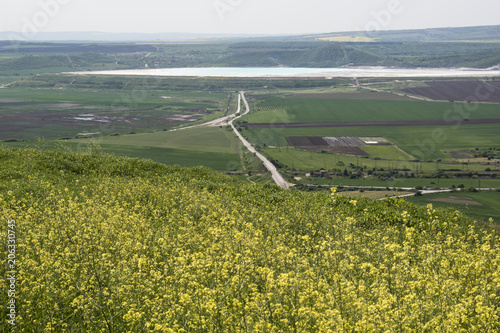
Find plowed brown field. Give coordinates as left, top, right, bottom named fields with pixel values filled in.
left=401, top=80, right=500, bottom=103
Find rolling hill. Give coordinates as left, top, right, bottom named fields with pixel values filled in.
left=1, top=146, right=499, bottom=331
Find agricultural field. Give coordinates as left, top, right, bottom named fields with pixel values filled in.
left=1, top=69, right=499, bottom=193
left=304, top=177, right=500, bottom=190
left=361, top=145, right=413, bottom=160
left=400, top=80, right=500, bottom=102
left=284, top=136, right=411, bottom=159
left=262, top=147, right=497, bottom=174
left=241, top=96, right=500, bottom=124
left=239, top=85, right=499, bottom=195
left=289, top=89, right=416, bottom=101
left=0, top=76, right=249, bottom=170
left=2, top=140, right=241, bottom=171
left=70, top=127, right=244, bottom=171
left=0, top=86, right=233, bottom=141
left=73, top=127, right=241, bottom=155
left=407, top=191, right=500, bottom=220
left=243, top=124, right=500, bottom=160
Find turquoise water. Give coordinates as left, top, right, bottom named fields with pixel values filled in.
left=175, top=67, right=341, bottom=76
left=145, top=67, right=344, bottom=77
left=77, top=67, right=500, bottom=78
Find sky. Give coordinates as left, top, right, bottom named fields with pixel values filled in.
left=1, top=0, right=500, bottom=36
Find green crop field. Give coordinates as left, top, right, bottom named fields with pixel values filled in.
left=407, top=191, right=500, bottom=220
left=1, top=140, right=241, bottom=171
left=263, top=147, right=404, bottom=171
left=96, top=144, right=241, bottom=170
left=72, top=127, right=241, bottom=155
left=262, top=147, right=491, bottom=173
left=360, top=145, right=413, bottom=160
left=242, top=97, right=500, bottom=123
left=0, top=87, right=229, bottom=111
left=241, top=90, right=499, bottom=192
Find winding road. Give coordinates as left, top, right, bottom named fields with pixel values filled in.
left=171, top=91, right=291, bottom=189
left=230, top=92, right=292, bottom=190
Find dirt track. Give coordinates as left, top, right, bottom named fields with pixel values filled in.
left=245, top=118, right=500, bottom=129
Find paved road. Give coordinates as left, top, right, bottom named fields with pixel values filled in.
left=171, top=91, right=292, bottom=189
left=170, top=93, right=242, bottom=131
left=383, top=189, right=454, bottom=199
left=307, top=184, right=496, bottom=199
left=353, top=78, right=431, bottom=101
left=230, top=92, right=292, bottom=190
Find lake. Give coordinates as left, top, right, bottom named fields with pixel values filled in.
left=68, top=66, right=500, bottom=78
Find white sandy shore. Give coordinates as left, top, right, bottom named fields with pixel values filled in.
left=65, top=66, right=500, bottom=78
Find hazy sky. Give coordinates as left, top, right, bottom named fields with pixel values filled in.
left=2, top=0, right=500, bottom=35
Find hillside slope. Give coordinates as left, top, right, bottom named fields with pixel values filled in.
left=219, top=43, right=500, bottom=68
left=1, top=147, right=499, bottom=332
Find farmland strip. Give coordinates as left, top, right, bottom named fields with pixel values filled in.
left=246, top=118, right=500, bottom=129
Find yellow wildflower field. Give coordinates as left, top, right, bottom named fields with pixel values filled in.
left=0, top=147, right=499, bottom=332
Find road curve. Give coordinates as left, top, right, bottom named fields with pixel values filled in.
left=230, top=92, right=292, bottom=190
left=169, top=91, right=291, bottom=189
left=170, top=94, right=240, bottom=131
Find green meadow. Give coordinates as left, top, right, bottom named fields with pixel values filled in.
left=407, top=191, right=500, bottom=220
left=242, top=97, right=500, bottom=123
left=72, top=127, right=241, bottom=154
left=69, top=126, right=243, bottom=170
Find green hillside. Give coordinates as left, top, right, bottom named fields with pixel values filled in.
left=3, top=34, right=500, bottom=74
left=1, top=147, right=499, bottom=331
left=303, top=25, right=500, bottom=42
left=219, top=45, right=384, bottom=68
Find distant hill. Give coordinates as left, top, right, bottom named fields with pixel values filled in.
left=2, top=25, right=499, bottom=43
left=299, top=25, right=500, bottom=42
left=218, top=42, right=500, bottom=68
left=1, top=26, right=500, bottom=70
left=297, top=45, right=383, bottom=67
left=0, top=31, right=268, bottom=42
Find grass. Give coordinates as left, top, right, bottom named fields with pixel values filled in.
left=242, top=97, right=500, bottom=123
left=0, top=88, right=228, bottom=110
left=288, top=90, right=416, bottom=101
left=97, top=144, right=241, bottom=171
left=263, top=147, right=411, bottom=171
left=1, top=140, right=241, bottom=171
left=71, top=127, right=241, bottom=155
left=241, top=109, right=291, bottom=124
left=407, top=191, right=500, bottom=220
left=360, top=145, right=413, bottom=160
